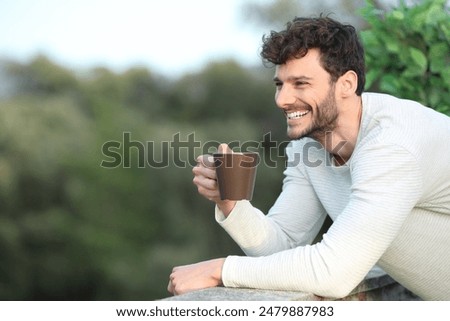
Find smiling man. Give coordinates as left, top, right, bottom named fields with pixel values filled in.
left=273, top=48, right=362, bottom=165
left=168, top=17, right=450, bottom=300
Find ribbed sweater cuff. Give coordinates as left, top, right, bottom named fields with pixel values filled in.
left=215, top=200, right=253, bottom=227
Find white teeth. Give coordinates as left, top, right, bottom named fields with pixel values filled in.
left=287, top=110, right=309, bottom=119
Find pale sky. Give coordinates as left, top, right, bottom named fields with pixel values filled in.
left=0, top=0, right=265, bottom=77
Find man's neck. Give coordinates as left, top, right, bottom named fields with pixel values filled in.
left=316, top=95, right=363, bottom=165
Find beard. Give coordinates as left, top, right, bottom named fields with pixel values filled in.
left=287, top=86, right=339, bottom=141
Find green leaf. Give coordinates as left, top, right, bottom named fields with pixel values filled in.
left=365, top=69, right=381, bottom=90
left=411, top=11, right=428, bottom=31
left=442, top=66, right=450, bottom=88
left=391, top=10, right=405, bottom=21
left=409, top=47, right=428, bottom=72
left=439, top=21, right=450, bottom=40
left=380, top=74, right=400, bottom=94
left=360, top=30, right=379, bottom=47
left=428, top=87, right=441, bottom=107
left=429, top=43, right=449, bottom=72
left=385, top=37, right=400, bottom=53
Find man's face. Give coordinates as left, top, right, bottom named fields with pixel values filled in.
left=273, top=49, right=339, bottom=140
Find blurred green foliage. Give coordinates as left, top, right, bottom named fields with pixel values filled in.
left=0, top=1, right=448, bottom=301
left=361, top=0, right=450, bottom=114
left=0, top=55, right=284, bottom=300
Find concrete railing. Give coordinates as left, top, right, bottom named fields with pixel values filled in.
left=161, top=274, right=421, bottom=301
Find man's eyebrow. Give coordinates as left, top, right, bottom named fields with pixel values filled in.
left=272, top=76, right=313, bottom=82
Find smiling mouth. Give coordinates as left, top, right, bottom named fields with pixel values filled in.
left=286, top=110, right=310, bottom=120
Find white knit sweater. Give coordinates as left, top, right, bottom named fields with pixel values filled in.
left=216, top=93, right=450, bottom=300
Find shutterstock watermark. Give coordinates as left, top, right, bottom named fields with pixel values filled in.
left=100, top=132, right=348, bottom=169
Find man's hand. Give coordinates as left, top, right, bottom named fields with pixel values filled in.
left=167, top=258, right=226, bottom=296
left=192, top=144, right=236, bottom=216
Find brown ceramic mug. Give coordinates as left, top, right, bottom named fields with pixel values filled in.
left=213, top=152, right=259, bottom=200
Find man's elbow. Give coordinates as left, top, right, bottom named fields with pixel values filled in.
left=312, top=278, right=358, bottom=299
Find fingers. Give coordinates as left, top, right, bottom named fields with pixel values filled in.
left=168, top=266, right=182, bottom=295
left=218, top=143, right=233, bottom=154
left=193, top=180, right=221, bottom=202
left=167, top=279, right=174, bottom=295
left=195, top=143, right=232, bottom=169
left=192, top=169, right=220, bottom=201
left=167, top=272, right=177, bottom=295
left=192, top=163, right=216, bottom=180
left=192, top=143, right=230, bottom=202
left=167, top=266, right=185, bottom=296
left=167, top=259, right=225, bottom=296
left=197, top=155, right=215, bottom=168
left=192, top=154, right=220, bottom=201
left=192, top=173, right=217, bottom=190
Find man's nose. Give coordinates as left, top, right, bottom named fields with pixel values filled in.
left=275, top=86, right=296, bottom=109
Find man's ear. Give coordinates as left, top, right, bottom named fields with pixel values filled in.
left=337, top=70, right=358, bottom=98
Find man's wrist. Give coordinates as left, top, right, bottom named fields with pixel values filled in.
left=216, top=200, right=237, bottom=217
left=213, top=258, right=226, bottom=286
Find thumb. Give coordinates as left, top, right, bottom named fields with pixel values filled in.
left=218, top=143, right=233, bottom=154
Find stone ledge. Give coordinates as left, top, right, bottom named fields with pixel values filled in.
left=161, top=274, right=421, bottom=301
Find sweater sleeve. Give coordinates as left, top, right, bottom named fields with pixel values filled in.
left=216, top=142, right=328, bottom=256
left=222, top=143, right=423, bottom=298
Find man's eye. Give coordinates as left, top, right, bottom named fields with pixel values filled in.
left=274, top=82, right=282, bottom=88
left=295, top=81, right=307, bottom=86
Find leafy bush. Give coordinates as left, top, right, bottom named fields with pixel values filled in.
left=360, top=0, right=450, bottom=115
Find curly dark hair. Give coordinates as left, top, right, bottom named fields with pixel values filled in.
left=261, top=16, right=365, bottom=95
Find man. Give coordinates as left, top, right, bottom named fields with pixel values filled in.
left=167, top=17, right=450, bottom=300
